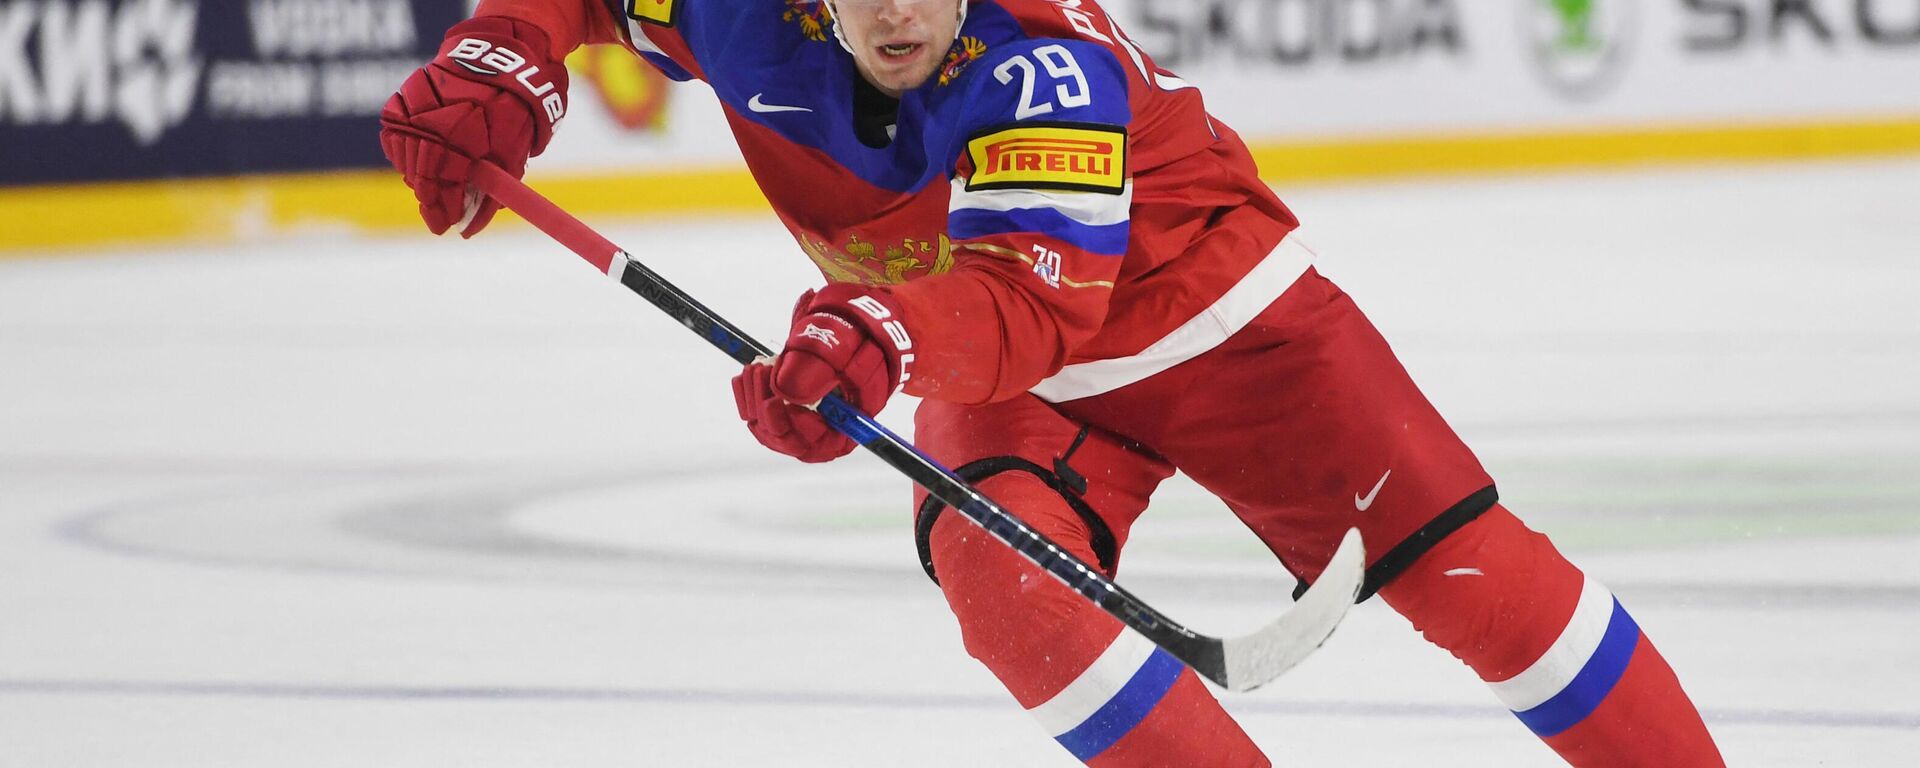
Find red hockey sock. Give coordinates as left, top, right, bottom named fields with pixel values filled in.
left=924, top=479, right=1268, bottom=767
left=1377, top=505, right=1725, bottom=767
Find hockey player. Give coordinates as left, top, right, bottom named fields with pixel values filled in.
left=379, top=0, right=1728, bottom=764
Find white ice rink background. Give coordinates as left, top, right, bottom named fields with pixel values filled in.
left=3, top=158, right=1919, bottom=765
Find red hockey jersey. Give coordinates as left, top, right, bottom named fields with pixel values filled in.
left=479, top=0, right=1303, bottom=404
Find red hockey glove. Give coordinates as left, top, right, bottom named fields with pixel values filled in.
left=380, top=16, right=568, bottom=237
left=732, top=285, right=915, bottom=463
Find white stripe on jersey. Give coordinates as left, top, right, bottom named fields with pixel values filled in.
left=1029, top=236, right=1316, bottom=403
left=625, top=20, right=668, bottom=56
left=948, top=178, right=1134, bottom=228
left=1152, top=73, right=1197, bottom=91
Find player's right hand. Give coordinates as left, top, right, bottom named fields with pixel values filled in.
left=732, top=286, right=913, bottom=463
left=380, top=16, right=569, bottom=238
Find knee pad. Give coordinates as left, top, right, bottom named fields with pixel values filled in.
left=926, top=504, right=1265, bottom=766
left=922, top=472, right=1116, bottom=685
left=914, top=428, right=1118, bottom=586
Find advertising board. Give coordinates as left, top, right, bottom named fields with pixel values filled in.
left=0, top=0, right=468, bottom=184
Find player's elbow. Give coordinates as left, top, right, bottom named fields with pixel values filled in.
left=975, top=295, right=1104, bottom=404
left=895, top=264, right=1109, bottom=405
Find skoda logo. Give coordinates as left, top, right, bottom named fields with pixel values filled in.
left=1523, top=0, right=1636, bottom=101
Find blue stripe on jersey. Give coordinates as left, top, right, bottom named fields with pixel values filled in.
left=948, top=207, right=1130, bottom=257
left=1513, top=599, right=1642, bottom=738
left=631, top=2, right=1133, bottom=194
left=638, top=51, right=695, bottom=82
left=1054, top=647, right=1184, bottom=761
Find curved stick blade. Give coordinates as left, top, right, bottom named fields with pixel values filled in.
left=1218, top=527, right=1367, bottom=692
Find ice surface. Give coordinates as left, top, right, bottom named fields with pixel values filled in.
left=3, top=159, right=1918, bottom=766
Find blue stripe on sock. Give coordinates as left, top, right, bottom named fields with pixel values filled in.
left=1513, top=599, right=1642, bottom=738
left=1054, top=648, right=1185, bottom=761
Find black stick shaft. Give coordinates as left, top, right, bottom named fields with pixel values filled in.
left=615, top=254, right=1227, bottom=681
left=475, top=164, right=1231, bottom=684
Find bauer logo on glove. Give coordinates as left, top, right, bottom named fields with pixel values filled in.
left=847, top=294, right=914, bottom=385
left=379, top=16, right=569, bottom=238
left=446, top=38, right=567, bottom=125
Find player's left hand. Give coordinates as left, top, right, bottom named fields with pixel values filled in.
left=379, top=16, right=568, bottom=238
left=732, top=285, right=913, bottom=463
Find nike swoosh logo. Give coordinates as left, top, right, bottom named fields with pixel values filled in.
left=748, top=93, right=813, bottom=114
left=1355, top=469, right=1391, bottom=512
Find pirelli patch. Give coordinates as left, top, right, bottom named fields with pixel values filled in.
left=965, top=123, right=1128, bottom=195
left=627, top=0, right=676, bottom=25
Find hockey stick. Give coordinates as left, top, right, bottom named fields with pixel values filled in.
left=469, top=161, right=1366, bottom=692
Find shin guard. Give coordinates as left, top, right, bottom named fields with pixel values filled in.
left=925, top=493, right=1268, bottom=767
left=1378, top=505, right=1725, bottom=767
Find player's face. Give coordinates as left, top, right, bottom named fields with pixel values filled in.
left=833, top=0, right=963, bottom=97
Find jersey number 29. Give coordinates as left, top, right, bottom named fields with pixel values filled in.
left=994, top=45, right=1091, bottom=120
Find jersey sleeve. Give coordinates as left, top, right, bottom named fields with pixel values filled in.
left=888, top=39, right=1135, bottom=405
left=476, top=0, right=703, bottom=82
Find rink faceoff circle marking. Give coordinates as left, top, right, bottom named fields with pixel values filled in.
left=41, top=447, right=1920, bottom=607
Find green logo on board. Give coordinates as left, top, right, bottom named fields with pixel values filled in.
left=1525, top=0, right=1636, bottom=101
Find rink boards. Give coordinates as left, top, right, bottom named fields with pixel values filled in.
left=3, top=0, right=1920, bottom=250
